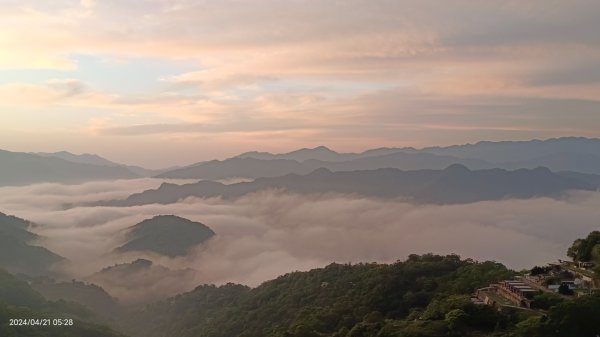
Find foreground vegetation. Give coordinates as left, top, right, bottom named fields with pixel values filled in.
left=3, top=254, right=600, bottom=336
left=0, top=269, right=125, bottom=337
left=118, top=253, right=600, bottom=337
left=3, top=232, right=600, bottom=336
left=120, top=254, right=516, bottom=337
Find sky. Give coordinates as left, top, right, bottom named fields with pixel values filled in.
left=1, top=0, right=600, bottom=168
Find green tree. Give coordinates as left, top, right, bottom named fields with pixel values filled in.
left=558, top=284, right=574, bottom=296
left=444, top=309, right=469, bottom=331
left=531, top=292, right=564, bottom=310
left=567, top=231, right=600, bottom=262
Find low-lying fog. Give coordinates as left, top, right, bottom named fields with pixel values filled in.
left=1, top=178, right=599, bottom=304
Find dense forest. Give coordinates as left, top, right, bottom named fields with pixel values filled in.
left=117, top=253, right=600, bottom=337
left=3, top=253, right=600, bottom=336
left=0, top=269, right=124, bottom=337
left=115, top=254, right=545, bottom=337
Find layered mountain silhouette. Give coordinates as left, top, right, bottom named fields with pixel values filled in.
left=115, top=215, right=215, bottom=257
left=35, top=150, right=173, bottom=177
left=0, top=212, right=64, bottom=276
left=236, top=137, right=600, bottom=163
left=0, top=269, right=124, bottom=337
left=100, top=165, right=600, bottom=206
left=158, top=137, right=600, bottom=179
left=6, top=137, right=600, bottom=186
left=87, top=258, right=198, bottom=304
left=0, top=149, right=139, bottom=186
left=156, top=157, right=315, bottom=180
left=501, top=152, right=600, bottom=174
left=27, top=277, right=120, bottom=317
left=420, top=137, right=600, bottom=163
left=156, top=152, right=491, bottom=180
left=235, top=145, right=392, bottom=162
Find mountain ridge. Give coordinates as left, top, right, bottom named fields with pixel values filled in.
left=99, top=165, right=600, bottom=207
left=158, top=137, right=600, bottom=179
left=115, top=215, right=216, bottom=257
left=0, top=212, right=65, bottom=276
left=0, top=149, right=140, bottom=186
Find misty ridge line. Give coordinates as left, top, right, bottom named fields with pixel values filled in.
left=4, top=136, right=600, bottom=188
left=156, top=136, right=600, bottom=180
left=3, top=136, right=600, bottom=305
left=4, top=183, right=600, bottom=305
left=90, top=165, right=600, bottom=208
left=2, top=176, right=600, bottom=305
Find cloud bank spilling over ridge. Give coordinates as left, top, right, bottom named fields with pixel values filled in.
left=1, top=179, right=599, bottom=303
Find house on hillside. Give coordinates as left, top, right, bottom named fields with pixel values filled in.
left=578, top=261, right=595, bottom=269
left=475, top=280, right=537, bottom=308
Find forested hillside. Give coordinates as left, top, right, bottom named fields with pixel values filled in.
left=0, top=269, right=125, bottom=337
left=118, top=253, right=600, bottom=337
left=0, top=212, right=64, bottom=276
left=120, top=255, right=517, bottom=337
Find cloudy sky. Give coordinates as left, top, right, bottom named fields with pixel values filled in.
left=1, top=0, right=600, bottom=167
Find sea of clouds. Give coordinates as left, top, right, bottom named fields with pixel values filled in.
left=1, top=178, right=598, bottom=303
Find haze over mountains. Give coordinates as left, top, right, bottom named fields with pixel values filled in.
left=86, top=258, right=199, bottom=304
left=3, top=142, right=600, bottom=336
left=0, top=211, right=214, bottom=304
left=26, top=276, right=121, bottom=318
left=3, top=137, right=600, bottom=187
left=0, top=212, right=64, bottom=276
left=3, top=136, right=600, bottom=335
left=158, top=137, right=600, bottom=180
left=4, top=0, right=600, bottom=333
left=102, top=165, right=600, bottom=206
left=35, top=151, right=171, bottom=177
left=0, top=149, right=181, bottom=186
left=0, top=149, right=139, bottom=186
left=155, top=153, right=492, bottom=180
left=115, top=215, right=215, bottom=257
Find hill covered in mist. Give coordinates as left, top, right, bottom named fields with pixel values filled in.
left=154, top=137, right=600, bottom=180
left=115, top=215, right=215, bottom=257
left=0, top=212, right=64, bottom=276
left=6, top=137, right=600, bottom=186
left=236, top=137, right=600, bottom=165
left=0, top=150, right=139, bottom=186
left=0, top=268, right=125, bottom=337
left=117, top=254, right=600, bottom=337
left=35, top=151, right=173, bottom=177
left=102, top=165, right=600, bottom=206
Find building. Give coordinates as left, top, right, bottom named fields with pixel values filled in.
left=476, top=280, right=538, bottom=308
left=496, top=280, right=537, bottom=307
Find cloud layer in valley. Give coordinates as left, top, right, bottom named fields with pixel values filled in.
left=1, top=179, right=599, bottom=303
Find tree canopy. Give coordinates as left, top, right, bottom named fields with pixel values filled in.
left=567, top=230, right=600, bottom=262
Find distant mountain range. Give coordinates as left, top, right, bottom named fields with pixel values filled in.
left=5, top=137, right=600, bottom=186
left=98, top=165, right=600, bottom=206
left=0, top=150, right=140, bottom=186
left=35, top=151, right=174, bottom=177
left=235, top=145, right=404, bottom=162
left=419, top=137, right=600, bottom=163
left=0, top=212, right=64, bottom=276
left=115, top=215, right=215, bottom=257
left=156, top=153, right=491, bottom=180
left=0, top=149, right=184, bottom=186
left=158, top=137, right=600, bottom=179
left=237, top=137, right=600, bottom=163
